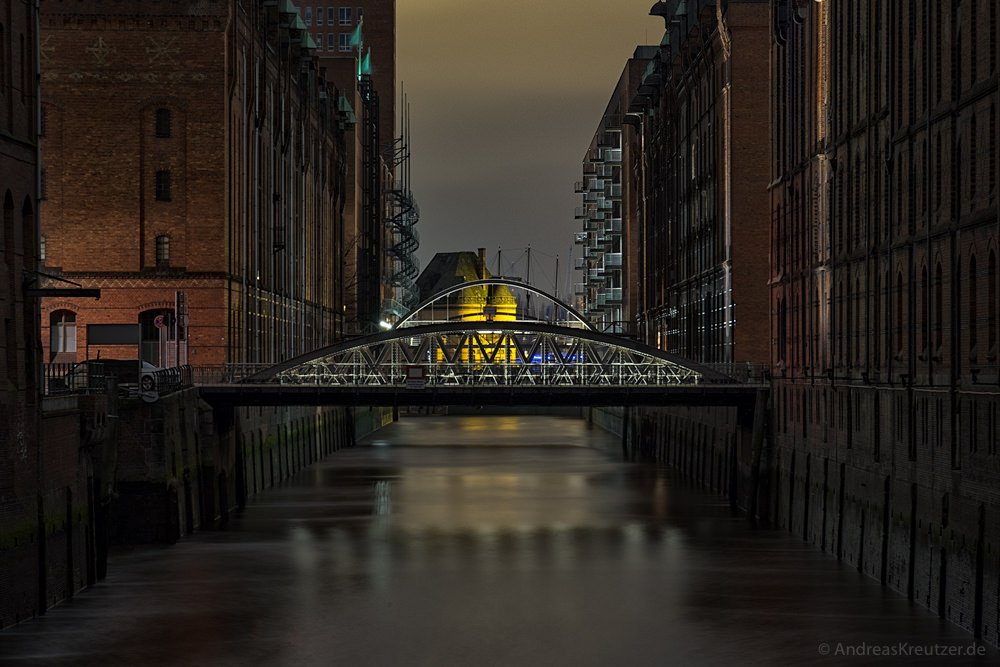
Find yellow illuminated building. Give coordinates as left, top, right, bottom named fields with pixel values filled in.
left=415, top=249, right=520, bottom=364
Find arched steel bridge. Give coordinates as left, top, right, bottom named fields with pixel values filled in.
left=198, top=280, right=766, bottom=407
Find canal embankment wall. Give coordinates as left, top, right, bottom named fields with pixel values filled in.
left=591, top=402, right=1000, bottom=647
left=1, top=391, right=112, bottom=629
left=1, top=388, right=393, bottom=630
left=111, top=390, right=393, bottom=543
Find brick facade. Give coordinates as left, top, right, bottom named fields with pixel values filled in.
left=307, top=1, right=396, bottom=332
left=637, top=0, right=771, bottom=365
left=39, top=0, right=351, bottom=367
left=770, top=0, right=1000, bottom=644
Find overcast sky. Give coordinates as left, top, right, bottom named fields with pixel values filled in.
left=397, top=0, right=661, bottom=296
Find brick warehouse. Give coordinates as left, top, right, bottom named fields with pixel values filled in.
left=769, top=0, right=1000, bottom=644
left=637, top=0, right=771, bottom=364
left=305, top=0, right=399, bottom=331
left=607, top=0, right=772, bottom=553
left=38, top=0, right=353, bottom=367
left=0, top=0, right=105, bottom=629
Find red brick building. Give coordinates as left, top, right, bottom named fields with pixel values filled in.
left=304, top=1, right=397, bottom=331
left=770, top=0, right=1000, bottom=643
left=39, top=0, right=351, bottom=367
left=0, top=0, right=42, bottom=626
left=636, top=0, right=771, bottom=365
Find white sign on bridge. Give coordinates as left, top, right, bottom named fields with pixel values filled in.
left=406, top=366, right=427, bottom=390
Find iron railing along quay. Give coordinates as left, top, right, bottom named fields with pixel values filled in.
left=42, top=362, right=107, bottom=396
left=150, top=365, right=193, bottom=395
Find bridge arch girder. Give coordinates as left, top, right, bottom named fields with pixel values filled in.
left=245, top=321, right=730, bottom=388
left=393, top=278, right=595, bottom=331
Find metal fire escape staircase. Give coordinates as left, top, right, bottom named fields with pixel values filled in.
left=381, top=98, right=421, bottom=321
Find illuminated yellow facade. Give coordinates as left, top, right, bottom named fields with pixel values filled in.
left=416, top=250, right=520, bottom=363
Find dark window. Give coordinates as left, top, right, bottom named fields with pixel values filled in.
left=316, top=5, right=324, bottom=25
left=0, top=23, right=5, bottom=90
left=920, top=263, right=928, bottom=353
left=934, top=261, right=944, bottom=351
left=989, top=250, right=997, bottom=352
left=155, top=170, right=172, bottom=201
left=971, top=0, right=978, bottom=84
left=155, top=234, right=170, bottom=266
left=155, top=108, right=171, bottom=138
left=969, top=256, right=978, bottom=353
left=970, top=115, right=977, bottom=198
left=339, top=6, right=353, bottom=25
left=991, top=105, right=997, bottom=193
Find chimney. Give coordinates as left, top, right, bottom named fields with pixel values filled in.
left=478, top=247, right=487, bottom=280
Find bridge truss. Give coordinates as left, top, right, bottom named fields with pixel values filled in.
left=246, top=322, right=712, bottom=388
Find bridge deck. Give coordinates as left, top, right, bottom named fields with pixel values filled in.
left=198, top=383, right=767, bottom=408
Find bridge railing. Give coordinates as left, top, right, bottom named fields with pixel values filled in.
left=192, top=364, right=275, bottom=384
left=191, top=362, right=769, bottom=387
left=699, top=362, right=770, bottom=385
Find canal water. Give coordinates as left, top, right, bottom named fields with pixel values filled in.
left=0, top=415, right=993, bottom=666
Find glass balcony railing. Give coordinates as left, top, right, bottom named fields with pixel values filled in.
left=604, top=253, right=623, bottom=267
left=605, top=218, right=622, bottom=233
left=603, top=148, right=622, bottom=164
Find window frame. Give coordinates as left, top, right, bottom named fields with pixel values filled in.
left=155, top=170, right=172, bottom=202
left=155, top=234, right=170, bottom=267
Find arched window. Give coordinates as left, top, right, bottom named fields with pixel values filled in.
left=777, top=297, right=787, bottom=363
left=50, top=310, right=77, bottom=354
left=873, top=271, right=882, bottom=366
left=989, top=250, right=998, bottom=353
left=0, top=23, right=6, bottom=91
left=969, top=255, right=978, bottom=354
left=895, top=271, right=904, bottom=355
left=155, top=234, right=170, bottom=266
left=155, top=108, right=171, bottom=138
left=934, top=261, right=944, bottom=352
left=970, top=115, right=978, bottom=199
left=920, top=263, right=929, bottom=354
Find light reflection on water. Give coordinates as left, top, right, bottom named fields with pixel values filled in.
left=0, top=415, right=992, bottom=666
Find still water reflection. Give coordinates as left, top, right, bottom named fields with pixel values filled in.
left=0, top=415, right=991, bottom=666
